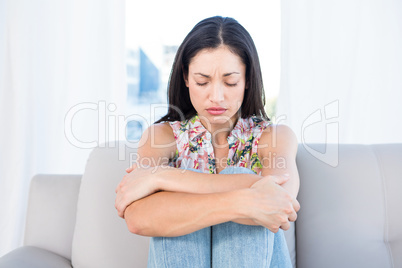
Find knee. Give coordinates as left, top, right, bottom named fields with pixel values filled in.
left=219, top=166, right=256, bottom=175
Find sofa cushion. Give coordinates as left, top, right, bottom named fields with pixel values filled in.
left=295, top=144, right=402, bottom=268
left=71, top=144, right=149, bottom=268
left=283, top=222, right=296, bottom=267
left=0, top=246, right=71, bottom=268
left=24, top=174, right=81, bottom=260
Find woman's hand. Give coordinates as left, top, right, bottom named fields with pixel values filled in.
left=245, top=174, right=300, bottom=233
left=115, top=163, right=167, bottom=218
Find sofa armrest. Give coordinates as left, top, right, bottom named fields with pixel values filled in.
left=24, top=174, right=81, bottom=260
left=0, top=246, right=72, bottom=268
left=295, top=144, right=402, bottom=268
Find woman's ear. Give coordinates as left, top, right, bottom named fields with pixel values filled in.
left=245, top=80, right=249, bottom=90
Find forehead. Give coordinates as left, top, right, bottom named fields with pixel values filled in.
left=189, top=46, right=245, bottom=72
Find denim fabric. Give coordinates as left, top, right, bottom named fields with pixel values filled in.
left=147, top=166, right=292, bottom=268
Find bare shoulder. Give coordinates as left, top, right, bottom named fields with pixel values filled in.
left=137, top=122, right=177, bottom=162
left=257, top=124, right=298, bottom=156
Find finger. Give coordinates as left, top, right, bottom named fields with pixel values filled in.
left=115, top=200, right=122, bottom=217
left=117, top=175, right=129, bottom=191
left=288, top=210, right=298, bottom=222
left=116, top=201, right=126, bottom=218
left=269, top=226, right=279, bottom=233
left=259, top=221, right=280, bottom=233
left=115, top=193, right=126, bottom=216
left=115, top=179, right=125, bottom=193
left=116, top=193, right=132, bottom=218
left=115, top=183, right=121, bottom=193
left=292, top=198, right=301, bottom=212
left=267, top=174, right=289, bottom=185
left=118, top=206, right=125, bottom=218
left=276, top=174, right=290, bottom=185
left=118, top=202, right=132, bottom=219
left=115, top=195, right=122, bottom=211
left=118, top=207, right=124, bottom=218
left=280, top=221, right=291, bottom=231
left=126, top=163, right=138, bottom=172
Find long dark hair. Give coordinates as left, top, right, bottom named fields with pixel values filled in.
left=154, top=16, right=269, bottom=124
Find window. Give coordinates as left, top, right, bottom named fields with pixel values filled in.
left=125, top=0, right=281, bottom=140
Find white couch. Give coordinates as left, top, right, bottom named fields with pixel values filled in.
left=0, top=143, right=401, bottom=268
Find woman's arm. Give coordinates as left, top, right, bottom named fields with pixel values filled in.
left=223, top=124, right=300, bottom=226
left=115, top=122, right=273, bottom=217
left=258, top=124, right=300, bottom=199
left=140, top=165, right=263, bottom=193
left=116, top=123, right=300, bottom=236
left=124, top=188, right=246, bottom=237
left=124, top=176, right=298, bottom=237
left=116, top=164, right=290, bottom=229
left=115, top=164, right=274, bottom=217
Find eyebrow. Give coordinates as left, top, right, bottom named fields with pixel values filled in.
left=194, top=72, right=240, bottom=78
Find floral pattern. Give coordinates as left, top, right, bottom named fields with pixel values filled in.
left=169, top=114, right=271, bottom=175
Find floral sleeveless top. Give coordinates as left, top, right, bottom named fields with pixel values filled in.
left=168, top=114, right=271, bottom=175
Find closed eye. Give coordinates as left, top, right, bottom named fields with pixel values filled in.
left=196, top=82, right=208, bottom=86
left=226, top=83, right=238, bottom=87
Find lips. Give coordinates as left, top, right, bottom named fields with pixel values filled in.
left=206, top=107, right=227, bottom=115
left=207, top=106, right=227, bottom=111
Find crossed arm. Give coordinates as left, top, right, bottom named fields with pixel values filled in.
left=115, top=123, right=300, bottom=237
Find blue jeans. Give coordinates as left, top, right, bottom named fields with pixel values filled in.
left=147, top=166, right=292, bottom=268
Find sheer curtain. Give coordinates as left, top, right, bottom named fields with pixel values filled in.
left=277, top=0, right=402, bottom=145
left=0, top=0, right=126, bottom=256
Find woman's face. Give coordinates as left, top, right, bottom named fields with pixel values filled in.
left=185, top=45, right=246, bottom=128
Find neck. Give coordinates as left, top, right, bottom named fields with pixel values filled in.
left=200, top=113, right=239, bottom=145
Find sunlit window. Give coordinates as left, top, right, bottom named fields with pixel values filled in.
left=125, top=0, right=281, bottom=141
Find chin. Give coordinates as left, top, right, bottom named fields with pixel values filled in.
left=201, top=112, right=238, bottom=126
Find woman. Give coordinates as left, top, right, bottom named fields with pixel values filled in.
left=115, top=16, right=300, bottom=267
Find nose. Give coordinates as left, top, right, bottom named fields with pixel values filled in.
left=209, top=82, right=224, bottom=103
